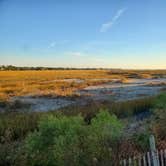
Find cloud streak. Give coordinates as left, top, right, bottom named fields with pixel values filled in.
left=66, top=51, right=88, bottom=57
left=100, top=8, right=127, bottom=32
left=48, top=40, right=69, bottom=48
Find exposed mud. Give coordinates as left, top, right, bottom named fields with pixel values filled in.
left=2, top=78, right=166, bottom=112
left=79, top=78, right=166, bottom=101
left=9, top=96, right=77, bottom=112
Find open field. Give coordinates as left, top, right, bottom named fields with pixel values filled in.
left=0, top=69, right=166, bottom=101
left=0, top=70, right=166, bottom=112
left=0, top=70, right=122, bottom=100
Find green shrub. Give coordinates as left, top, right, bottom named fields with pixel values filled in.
left=25, top=111, right=123, bottom=166
left=153, top=93, right=166, bottom=109
left=133, top=131, right=150, bottom=151
left=152, top=92, right=166, bottom=140
left=152, top=108, right=166, bottom=140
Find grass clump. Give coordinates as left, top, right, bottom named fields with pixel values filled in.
left=0, top=112, right=40, bottom=143
left=108, top=97, right=155, bottom=118
left=132, top=131, right=150, bottom=151
left=153, top=92, right=166, bottom=109
left=151, top=93, right=166, bottom=141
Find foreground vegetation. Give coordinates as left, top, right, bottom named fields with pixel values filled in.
left=0, top=92, right=165, bottom=166
left=26, top=111, right=123, bottom=166
left=0, top=96, right=155, bottom=144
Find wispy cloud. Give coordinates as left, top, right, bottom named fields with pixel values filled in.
left=100, top=8, right=127, bottom=32
left=66, top=51, right=87, bottom=57
left=48, top=40, right=69, bottom=48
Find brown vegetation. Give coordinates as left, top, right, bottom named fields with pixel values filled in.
left=0, top=70, right=165, bottom=101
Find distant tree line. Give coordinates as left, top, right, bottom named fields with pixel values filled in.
left=1, top=65, right=165, bottom=72
left=0, top=65, right=115, bottom=71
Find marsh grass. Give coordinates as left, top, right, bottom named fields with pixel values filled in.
left=0, top=70, right=115, bottom=100
left=0, top=96, right=156, bottom=144
left=0, top=70, right=165, bottom=100
left=151, top=93, right=166, bottom=141
left=60, top=96, right=155, bottom=121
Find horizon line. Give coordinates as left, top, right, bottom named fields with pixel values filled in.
left=0, top=65, right=166, bottom=71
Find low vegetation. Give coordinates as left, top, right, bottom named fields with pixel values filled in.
left=0, top=97, right=155, bottom=144
left=0, top=69, right=165, bottom=100
left=152, top=93, right=166, bottom=142
left=0, top=92, right=165, bottom=165
left=25, top=111, right=123, bottom=166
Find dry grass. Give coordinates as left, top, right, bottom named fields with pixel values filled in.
left=0, top=70, right=120, bottom=100
left=0, top=70, right=165, bottom=101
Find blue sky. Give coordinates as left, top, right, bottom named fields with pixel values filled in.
left=0, top=0, right=166, bottom=69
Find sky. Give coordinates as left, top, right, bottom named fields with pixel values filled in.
left=0, top=0, right=166, bottom=69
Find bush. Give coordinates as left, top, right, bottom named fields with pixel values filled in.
left=152, top=108, right=166, bottom=140
left=25, top=111, right=123, bottom=166
left=0, top=112, right=40, bottom=143
left=153, top=93, right=166, bottom=109
left=152, top=92, right=166, bottom=140
left=132, top=131, right=150, bottom=151
left=0, top=141, right=27, bottom=166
